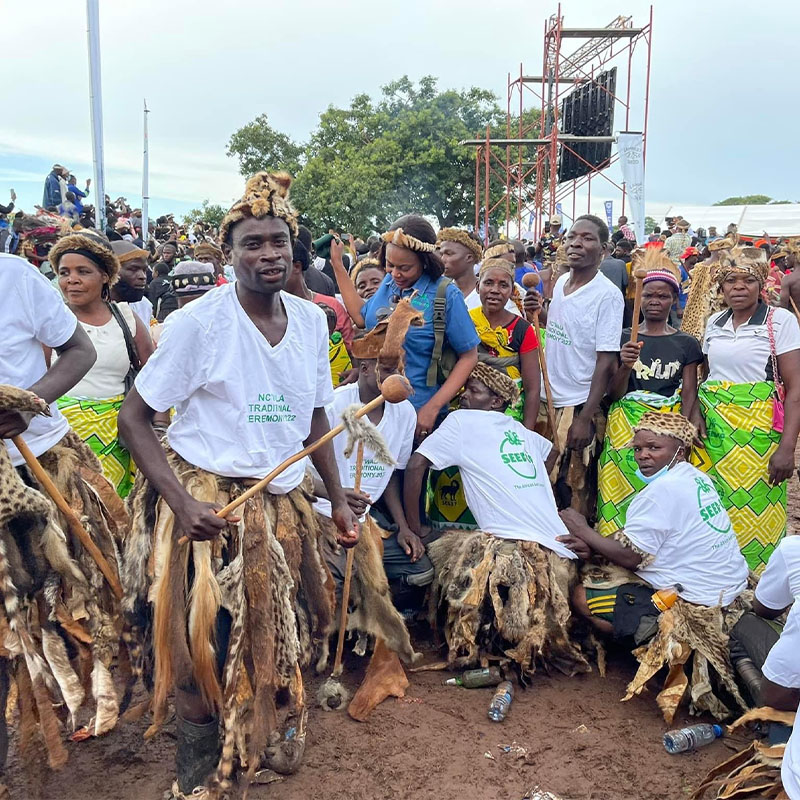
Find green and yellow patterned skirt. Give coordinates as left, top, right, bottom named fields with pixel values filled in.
left=597, top=391, right=682, bottom=537
left=691, top=381, right=785, bottom=574
left=58, top=394, right=135, bottom=498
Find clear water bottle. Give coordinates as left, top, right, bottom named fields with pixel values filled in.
left=663, top=723, right=723, bottom=753
left=488, top=681, right=514, bottom=722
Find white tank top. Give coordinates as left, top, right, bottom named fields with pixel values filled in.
left=63, top=303, right=136, bottom=399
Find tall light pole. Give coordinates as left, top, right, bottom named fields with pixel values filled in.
left=86, top=0, right=106, bottom=231
left=142, top=99, right=150, bottom=245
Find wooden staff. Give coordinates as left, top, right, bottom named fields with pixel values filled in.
left=532, top=309, right=559, bottom=451
left=332, top=441, right=364, bottom=678
left=629, top=267, right=649, bottom=343
left=12, top=435, right=123, bottom=600
left=177, top=374, right=411, bottom=545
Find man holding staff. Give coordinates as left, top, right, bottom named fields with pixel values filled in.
left=119, top=172, right=359, bottom=798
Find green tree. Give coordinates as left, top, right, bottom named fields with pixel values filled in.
left=714, top=195, right=773, bottom=206
left=226, top=113, right=304, bottom=177
left=227, top=77, right=510, bottom=234
left=644, top=215, right=657, bottom=234
left=183, top=199, right=228, bottom=228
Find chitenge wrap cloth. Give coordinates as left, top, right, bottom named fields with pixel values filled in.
left=58, top=393, right=135, bottom=498
left=691, top=381, right=786, bottom=574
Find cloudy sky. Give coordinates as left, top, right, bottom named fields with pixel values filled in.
left=2, top=0, right=797, bottom=223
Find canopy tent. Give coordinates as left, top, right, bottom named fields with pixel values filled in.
left=650, top=203, right=800, bottom=238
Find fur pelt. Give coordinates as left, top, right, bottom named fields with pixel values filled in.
left=623, top=594, right=751, bottom=723
left=317, top=516, right=418, bottom=669
left=428, top=531, right=589, bottom=677
left=122, top=447, right=335, bottom=797
left=0, top=424, right=123, bottom=774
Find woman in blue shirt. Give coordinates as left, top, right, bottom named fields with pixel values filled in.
left=334, top=214, right=478, bottom=440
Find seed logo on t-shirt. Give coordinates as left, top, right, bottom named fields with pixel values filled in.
left=499, top=430, right=537, bottom=480
left=695, top=476, right=731, bottom=534
left=247, top=392, right=296, bottom=424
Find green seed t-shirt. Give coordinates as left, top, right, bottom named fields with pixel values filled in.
left=415, top=409, right=575, bottom=558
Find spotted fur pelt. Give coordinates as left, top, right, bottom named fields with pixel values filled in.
left=122, top=447, right=336, bottom=797
left=624, top=593, right=751, bottom=724
left=428, top=531, right=589, bottom=677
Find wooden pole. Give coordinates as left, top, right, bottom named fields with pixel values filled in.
left=12, top=435, right=123, bottom=600
left=332, top=441, right=364, bottom=678
left=629, top=267, right=648, bottom=343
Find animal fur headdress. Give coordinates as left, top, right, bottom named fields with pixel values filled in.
left=716, top=246, right=769, bottom=286
left=219, top=171, right=299, bottom=244
left=626, top=411, right=697, bottom=448
left=436, top=228, right=483, bottom=262
left=771, top=238, right=800, bottom=261
left=350, top=257, right=382, bottom=283
left=634, top=242, right=681, bottom=292
left=381, top=228, right=436, bottom=253
left=193, top=240, right=224, bottom=263
left=483, top=241, right=515, bottom=260
left=708, top=232, right=738, bottom=252
left=49, top=231, right=121, bottom=283
left=478, top=257, right=515, bottom=280
left=470, top=362, right=520, bottom=407
left=110, top=240, right=149, bottom=264
left=350, top=296, right=424, bottom=370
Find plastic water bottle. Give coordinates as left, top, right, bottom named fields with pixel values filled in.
left=488, top=681, right=514, bottom=722
left=663, top=723, right=723, bottom=753
left=445, top=667, right=502, bottom=688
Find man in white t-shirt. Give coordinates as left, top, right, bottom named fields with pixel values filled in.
left=525, top=215, right=624, bottom=521
left=312, top=323, right=434, bottom=610
left=118, top=172, right=359, bottom=795
left=403, top=363, right=589, bottom=676
left=0, top=252, right=135, bottom=771
left=0, top=254, right=96, bottom=460
left=109, top=241, right=154, bottom=325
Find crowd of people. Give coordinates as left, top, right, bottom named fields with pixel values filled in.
left=0, top=166, right=799, bottom=800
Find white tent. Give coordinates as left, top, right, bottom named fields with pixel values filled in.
left=650, top=204, right=800, bottom=237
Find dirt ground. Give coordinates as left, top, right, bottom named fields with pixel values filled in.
left=7, top=485, right=800, bottom=800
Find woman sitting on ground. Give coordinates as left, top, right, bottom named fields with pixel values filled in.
left=691, top=246, right=800, bottom=574
left=332, top=214, right=479, bottom=441
left=49, top=232, right=154, bottom=497
left=597, top=245, right=703, bottom=535
left=560, top=411, right=750, bottom=723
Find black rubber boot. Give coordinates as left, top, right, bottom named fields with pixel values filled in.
left=175, top=716, right=221, bottom=795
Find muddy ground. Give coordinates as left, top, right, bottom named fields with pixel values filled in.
left=7, top=485, right=799, bottom=800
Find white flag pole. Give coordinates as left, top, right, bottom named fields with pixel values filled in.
left=142, top=99, right=150, bottom=245
left=86, top=0, right=106, bottom=232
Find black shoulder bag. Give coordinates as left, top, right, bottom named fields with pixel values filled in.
left=107, top=302, right=142, bottom=395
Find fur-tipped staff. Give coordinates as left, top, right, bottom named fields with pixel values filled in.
left=629, top=266, right=649, bottom=344
left=317, top=441, right=364, bottom=712
left=521, top=272, right=559, bottom=451
left=12, top=435, right=124, bottom=600
left=177, top=373, right=412, bottom=545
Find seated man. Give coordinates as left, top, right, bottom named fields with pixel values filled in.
left=311, top=302, right=431, bottom=664
left=728, top=533, right=800, bottom=733
left=560, top=411, right=749, bottom=722
left=404, top=362, right=589, bottom=677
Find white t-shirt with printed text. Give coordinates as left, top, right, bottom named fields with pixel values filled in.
left=762, top=600, right=800, bottom=800
left=544, top=271, right=624, bottom=407
left=415, top=409, right=575, bottom=558
left=313, top=382, right=416, bottom=519
left=624, top=461, right=748, bottom=606
left=0, top=254, right=77, bottom=466
left=755, top=534, right=800, bottom=612
left=135, top=284, right=333, bottom=490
